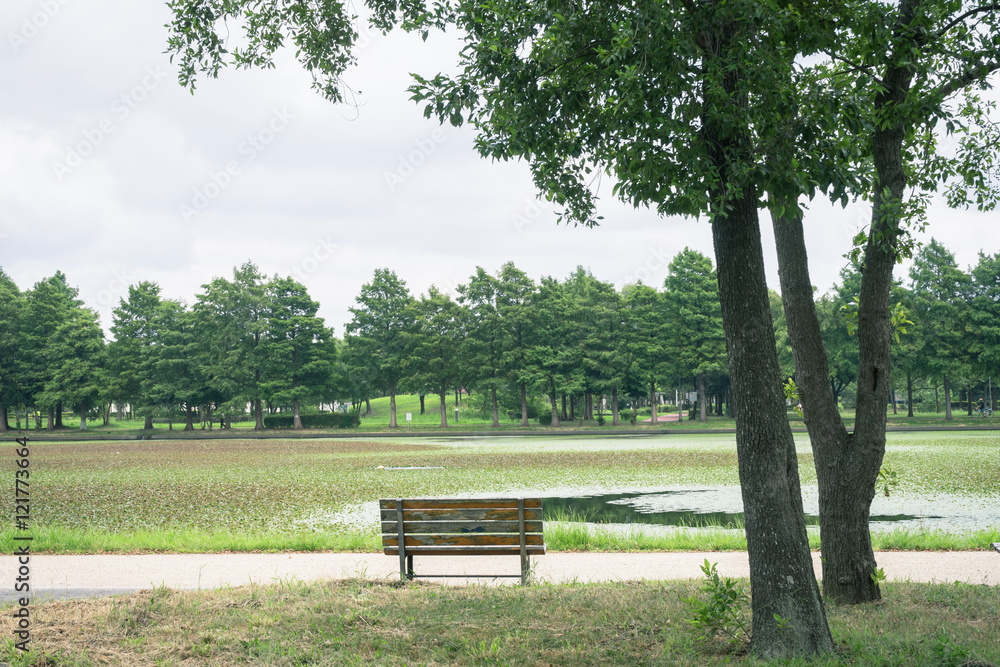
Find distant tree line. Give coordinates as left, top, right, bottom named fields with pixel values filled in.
left=1, top=238, right=997, bottom=431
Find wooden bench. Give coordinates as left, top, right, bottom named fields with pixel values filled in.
left=380, top=498, right=546, bottom=585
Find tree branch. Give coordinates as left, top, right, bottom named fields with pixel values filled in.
left=933, top=4, right=1000, bottom=39
left=933, top=58, right=1000, bottom=101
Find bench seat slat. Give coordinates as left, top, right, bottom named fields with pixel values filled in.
left=379, top=498, right=542, bottom=510
left=383, top=545, right=547, bottom=556
left=379, top=507, right=542, bottom=522
left=382, top=533, right=545, bottom=548
left=380, top=520, right=542, bottom=534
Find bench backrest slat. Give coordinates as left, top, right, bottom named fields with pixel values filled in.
left=380, top=519, right=543, bottom=535
left=379, top=507, right=542, bottom=522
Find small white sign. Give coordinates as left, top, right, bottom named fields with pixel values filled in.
left=406, top=412, right=412, bottom=421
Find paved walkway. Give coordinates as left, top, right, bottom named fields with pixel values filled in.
left=2, top=551, right=997, bottom=602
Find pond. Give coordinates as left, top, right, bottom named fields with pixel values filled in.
left=541, top=486, right=995, bottom=533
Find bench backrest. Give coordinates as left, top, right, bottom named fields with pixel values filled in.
left=380, top=498, right=546, bottom=556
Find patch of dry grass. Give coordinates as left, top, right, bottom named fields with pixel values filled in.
left=0, top=579, right=997, bottom=666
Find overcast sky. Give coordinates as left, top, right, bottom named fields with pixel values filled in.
left=3, top=1, right=998, bottom=336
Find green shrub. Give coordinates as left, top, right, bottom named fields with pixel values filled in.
left=537, top=411, right=553, bottom=426
left=262, top=412, right=360, bottom=429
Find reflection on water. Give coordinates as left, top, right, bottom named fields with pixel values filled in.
left=543, top=490, right=945, bottom=531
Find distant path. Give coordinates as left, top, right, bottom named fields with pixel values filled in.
left=7, top=423, right=1000, bottom=442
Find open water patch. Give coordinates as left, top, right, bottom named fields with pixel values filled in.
left=540, top=487, right=996, bottom=533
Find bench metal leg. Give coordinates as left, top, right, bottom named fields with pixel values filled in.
left=406, top=554, right=414, bottom=580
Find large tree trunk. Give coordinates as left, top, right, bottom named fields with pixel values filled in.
left=490, top=387, right=500, bottom=427
left=0, top=402, right=8, bottom=433
left=649, top=379, right=658, bottom=425
left=389, top=386, right=398, bottom=428
left=612, top=388, right=620, bottom=426
left=56, top=402, right=63, bottom=428
left=365, top=397, right=372, bottom=416
left=549, top=385, right=561, bottom=426
left=907, top=374, right=914, bottom=417
left=144, top=415, right=154, bottom=430
left=419, top=394, right=425, bottom=415
left=520, top=383, right=529, bottom=426
left=185, top=404, right=195, bottom=431
left=79, top=405, right=87, bottom=431
left=254, top=398, right=264, bottom=430
left=697, top=372, right=707, bottom=423
left=586, top=392, right=593, bottom=420
left=47, top=408, right=54, bottom=431
left=944, top=376, right=952, bottom=420
left=293, top=398, right=303, bottom=430
left=439, top=389, right=448, bottom=427
left=713, top=190, right=832, bottom=656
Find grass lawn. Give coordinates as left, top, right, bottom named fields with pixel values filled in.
left=1, top=578, right=997, bottom=666
left=1, top=431, right=997, bottom=554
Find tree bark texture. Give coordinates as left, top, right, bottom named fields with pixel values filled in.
left=389, top=388, right=398, bottom=428
left=293, top=398, right=303, bottom=430
left=944, top=376, right=952, bottom=420
left=254, top=398, right=264, bottom=430
left=439, top=390, right=448, bottom=427
left=712, top=190, right=833, bottom=656
left=520, top=383, right=529, bottom=426
left=549, top=390, right=560, bottom=426
left=0, top=403, right=7, bottom=433
left=772, top=200, right=882, bottom=605
left=491, top=387, right=500, bottom=427
left=907, top=374, right=914, bottom=417
left=612, top=388, right=620, bottom=425
left=698, top=372, right=707, bottom=422
left=185, top=404, right=195, bottom=431
left=649, top=379, right=658, bottom=425
left=419, top=394, right=425, bottom=415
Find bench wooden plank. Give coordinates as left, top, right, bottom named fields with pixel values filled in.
left=379, top=498, right=542, bottom=510
left=379, top=507, right=543, bottom=522
left=382, top=546, right=547, bottom=556
left=380, top=520, right=543, bottom=534
left=382, top=533, right=545, bottom=549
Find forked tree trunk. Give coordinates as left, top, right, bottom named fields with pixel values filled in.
left=713, top=188, right=832, bottom=656
left=771, top=198, right=884, bottom=606
left=490, top=387, right=500, bottom=427
left=520, top=383, right=529, bottom=427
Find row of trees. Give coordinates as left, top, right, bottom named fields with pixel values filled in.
left=3, top=236, right=997, bottom=433
left=0, top=263, right=338, bottom=432
left=0, top=249, right=729, bottom=432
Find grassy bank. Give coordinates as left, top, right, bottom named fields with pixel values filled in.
left=2, top=577, right=997, bottom=666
